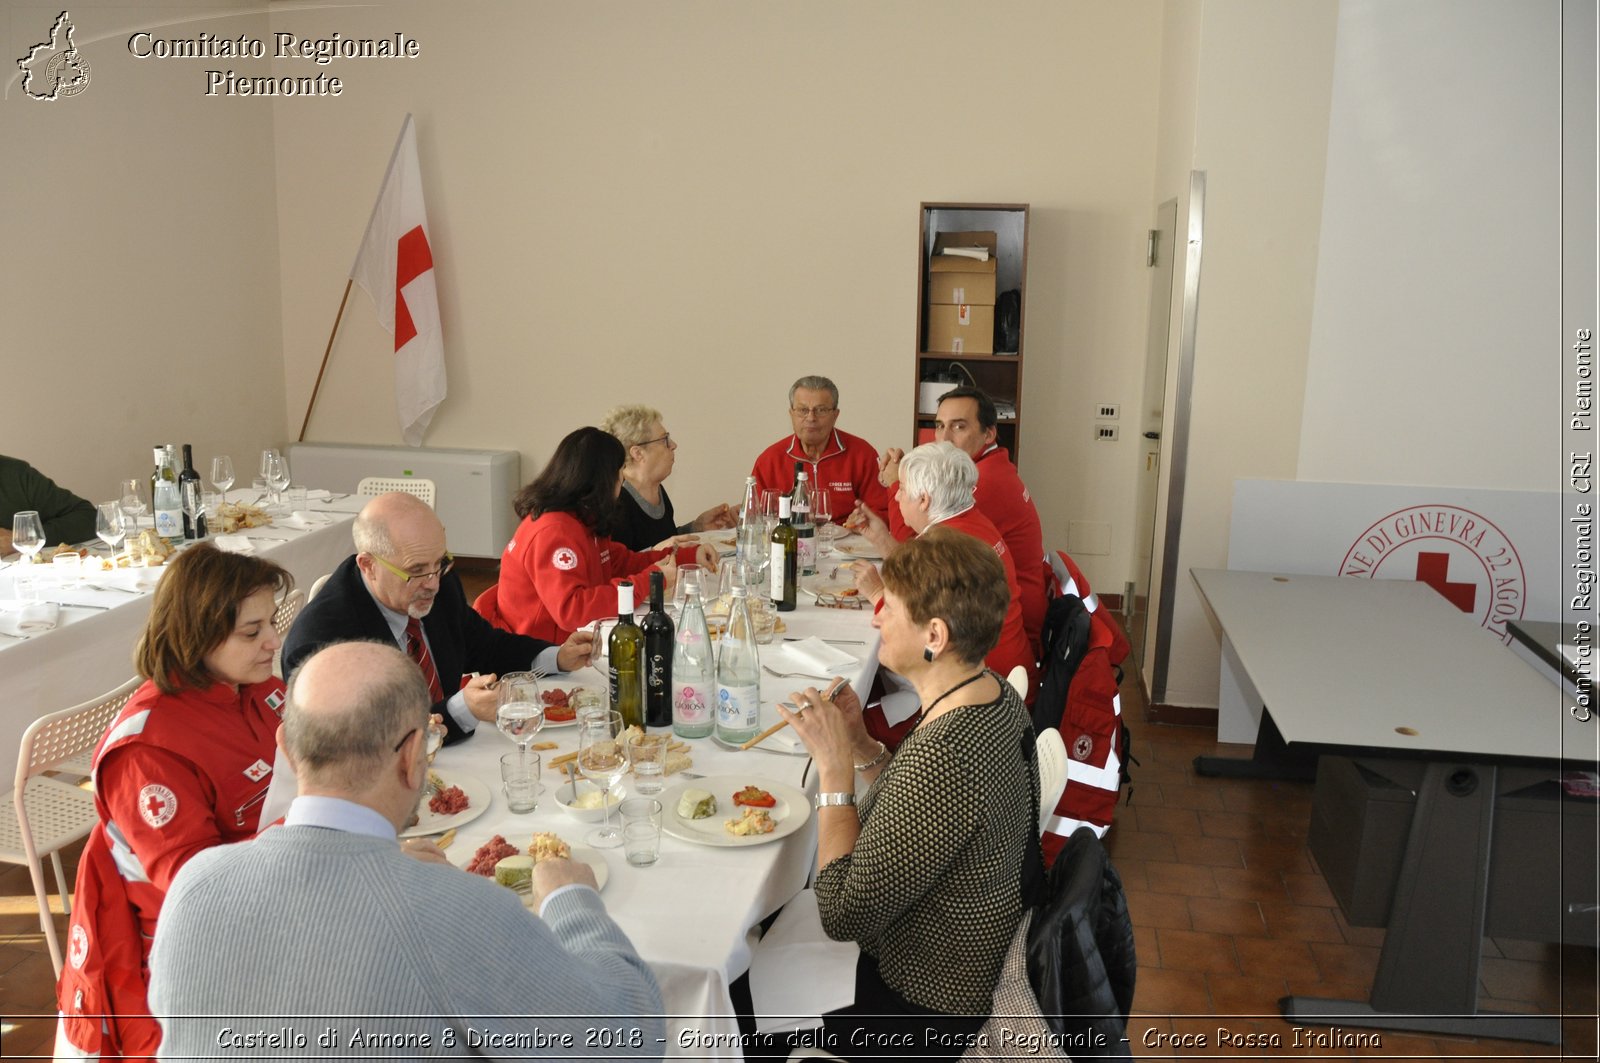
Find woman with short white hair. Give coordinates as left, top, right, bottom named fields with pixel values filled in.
left=601, top=404, right=734, bottom=552
left=851, top=441, right=1037, bottom=698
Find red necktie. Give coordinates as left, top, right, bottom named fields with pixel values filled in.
left=405, top=617, right=445, bottom=703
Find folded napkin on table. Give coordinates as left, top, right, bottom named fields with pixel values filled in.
left=0, top=601, right=61, bottom=636
left=280, top=511, right=333, bottom=530
left=770, top=636, right=858, bottom=676
left=212, top=535, right=254, bottom=555
left=753, top=724, right=810, bottom=756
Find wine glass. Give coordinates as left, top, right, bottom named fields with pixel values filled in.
left=181, top=480, right=208, bottom=539
left=263, top=452, right=291, bottom=509
left=813, top=489, right=844, bottom=564
left=119, top=478, right=148, bottom=526
left=577, top=710, right=628, bottom=848
left=210, top=455, right=235, bottom=497
left=95, top=502, right=127, bottom=559
left=11, top=511, right=45, bottom=563
left=495, top=671, right=545, bottom=748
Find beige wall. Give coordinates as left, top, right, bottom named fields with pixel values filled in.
left=269, top=0, right=1165, bottom=598
left=0, top=0, right=285, bottom=503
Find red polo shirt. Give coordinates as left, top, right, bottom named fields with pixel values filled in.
left=751, top=428, right=889, bottom=524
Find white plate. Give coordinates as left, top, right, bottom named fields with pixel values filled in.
left=659, top=774, right=812, bottom=848
left=536, top=679, right=606, bottom=729
left=401, top=772, right=491, bottom=838
left=453, top=837, right=609, bottom=898
left=801, top=570, right=860, bottom=598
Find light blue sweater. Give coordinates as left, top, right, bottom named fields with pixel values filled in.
left=149, top=824, right=665, bottom=1060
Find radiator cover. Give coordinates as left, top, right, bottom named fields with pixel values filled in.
left=287, top=443, right=520, bottom=558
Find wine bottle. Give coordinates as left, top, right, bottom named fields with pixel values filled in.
left=608, top=581, right=645, bottom=730
left=671, top=580, right=716, bottom=739
left=792, top=468, right=816, bottom=577
left=714, top=583, right=762, bottom=745
left=152, top=446, right=182, bottom=540
left=770, top=495, right=798, bottom=611
left=642, top=570, right=674, bottom=728
left=178, top=444, right=206, bottom=540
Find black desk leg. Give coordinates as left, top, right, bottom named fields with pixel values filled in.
left=1282, top=761, right=1561, bottom=1043
left=1193, top=709, right=1319, bottom=781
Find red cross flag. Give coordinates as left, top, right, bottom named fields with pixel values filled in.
left=350, top=113, right=446, bottom=446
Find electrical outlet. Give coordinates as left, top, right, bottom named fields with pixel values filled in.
left=1095, top=425, right=1119, bottom=441
left=1096, top=403, right=1120, bottom=420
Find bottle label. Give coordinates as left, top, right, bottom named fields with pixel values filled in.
left=769, top=543, right=787, bottom=599
left=717, top=684, right=761, bottom=729
left=674, top=681, right=713, bottom=724
left=797, top=536, right=815, bottom=573
left=646, top=652, right=669, bottom=692
left=154, top=508, right=182, bottom=538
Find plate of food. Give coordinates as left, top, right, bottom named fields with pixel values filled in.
left=659, top=774, right=812, bottom=848
left=537, top=681, right=605, bottom=728
left=400, top=771, right=491, bottom=838
left=459, top=831, right=609, bottom=900
left=801, top=568, right=860, bottom=598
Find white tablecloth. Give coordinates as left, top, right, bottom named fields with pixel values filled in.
left=0, top=490, right=363, bottom=783
left=429, top=597, right=879, bottom=1060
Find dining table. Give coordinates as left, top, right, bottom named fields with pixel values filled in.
left=0, top=488, right=366, bottom=785
left=418, top=531, right=883, bottom=1060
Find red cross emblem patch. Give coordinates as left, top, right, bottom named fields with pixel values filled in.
left=138, top=783, right=178, bottom=828
left=552, top=547, right=578, bottom=571
left=243, top=759, right=272, bottom=782
left=1072, top=734, right=1095, bottom=761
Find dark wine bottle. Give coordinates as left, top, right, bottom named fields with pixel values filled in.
left=641, top=570, right=674, bottom=727
left=178, top=444, right=207, bottom=540
left=608, top=581, right=645, bottom=730
left=770, top=496, right=798, bottom=611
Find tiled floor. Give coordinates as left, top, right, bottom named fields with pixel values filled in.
left=2, top=602, right=1595, bottom=1059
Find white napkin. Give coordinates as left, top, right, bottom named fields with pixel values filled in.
left=0, top=601, right=61, bottom=636
left=776, top=636, right=858, bottom=675
left=748, top=888, right=859, bottom=1033
left=212, top=535, right=254, bottom=555
left=755, top=721, right=810, bottom=755
left=280, top=511, right=332, bottom=530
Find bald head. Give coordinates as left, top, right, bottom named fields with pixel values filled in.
left=353, top=492, right=450, bottom=618
left=282, top=641, right=431, bottom=799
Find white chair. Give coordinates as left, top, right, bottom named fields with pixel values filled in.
left=1005, top=664, right=1029, bottom=700
left=2, top=677, right=141, bottom=974
left=356, top=476, right=436, bottom=508
left=308, top=572, right=332, bottom=602
left=1036, top=727, right=1070, bottom=831
left=271, top=589, right=307, bottom=678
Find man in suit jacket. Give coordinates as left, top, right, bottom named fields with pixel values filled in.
left=282, top=491, right=594, bottom=744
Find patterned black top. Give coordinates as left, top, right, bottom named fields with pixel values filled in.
left=814, top=681, right=1037, bottom=1014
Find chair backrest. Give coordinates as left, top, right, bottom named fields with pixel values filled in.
left=16, top=676, right=142, bottom=791
left=273, top=589, right=306, bottom=639
left=308, top=572, right=332, bottom=602
left=1005, top=665, right=1029, bottom=700
left=1035, top=728, right=1069, bottom=831
left=356, top=476, right=436, bottom=508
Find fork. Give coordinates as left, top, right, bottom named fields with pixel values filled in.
left=762, top=664, right=835, bottom=681
left=83, top=583, right=140, bottom=595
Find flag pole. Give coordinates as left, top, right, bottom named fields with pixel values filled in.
left=298, top=279, right=353, bottom=442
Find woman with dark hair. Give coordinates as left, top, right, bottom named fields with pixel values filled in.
left=778, top=527, right=1038, bottom=1061
left=475, top=426, right=718, bottom=643
left=56, top=543, right=293, bottom=1060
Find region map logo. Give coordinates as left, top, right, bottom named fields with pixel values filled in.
left=17, top=11, right=92, bottom=101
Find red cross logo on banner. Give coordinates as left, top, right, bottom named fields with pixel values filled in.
left=138, top=783, right=178, bottom=828
left=1413, top=551, right=1477, bottom=612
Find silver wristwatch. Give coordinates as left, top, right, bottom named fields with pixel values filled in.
left=814, top=791, right=857, bottom=808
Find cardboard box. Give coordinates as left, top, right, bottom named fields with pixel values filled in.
left=928, top=230, right=999, bottom=305
left=926, top=303, right=995, bottom=354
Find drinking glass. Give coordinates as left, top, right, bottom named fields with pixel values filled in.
left=674, top=564, right=705, bottom=613
left=210, top=455, right=235, bottom=496
left=119, top=479, right=148, bottom=525
left=11, top=511, right=44, bottom=563
left=181, top=480, right=208, bottom=538
left=760, top=489, right=782, bottom=539
left=96, top=502, right=127, bottom=558
left=495, top=671, right=545, bottom=755
left=577, top=710, right=627, bottom=848
left=263, top=452, right=292, bottom=509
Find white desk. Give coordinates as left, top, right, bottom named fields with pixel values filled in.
left=0, top=493, right=363, bottom=783
left=1190, top=568, right=1598, bottom=1042
left=428, top=598, right=880, bottom=1061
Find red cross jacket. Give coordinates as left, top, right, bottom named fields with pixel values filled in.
left=55, top=678, right=284, bottom=1060
left=750, top=429, right=890, bottom=524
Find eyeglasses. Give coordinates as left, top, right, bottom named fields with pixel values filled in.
left=636, top=433, right=672, bottom=448
left=790, top=405, right=838, bottom=419
left=370, top=552, right=454, bottom=584
left=392, top=727, right=418, bottom=753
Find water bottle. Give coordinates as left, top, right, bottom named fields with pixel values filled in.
left=714, top=583, right=762, bottom=745
left=735, top=476, right=763, bottom=569
left=152, top=447, right=183, bottom=539
left=672, top=582, right=716, bottom=739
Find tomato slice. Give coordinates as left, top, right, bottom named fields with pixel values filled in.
left=733, top=785, right=777, bottom=808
